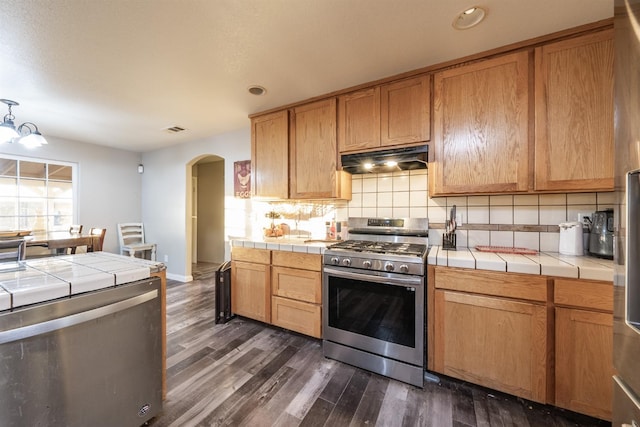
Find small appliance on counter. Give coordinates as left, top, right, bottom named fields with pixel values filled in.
left=588, top=209, right=614, bottom=259
left=559, top=221, right=583, bottom=256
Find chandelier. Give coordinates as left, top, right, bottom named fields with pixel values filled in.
left=0, top=99, right=48, bottom=148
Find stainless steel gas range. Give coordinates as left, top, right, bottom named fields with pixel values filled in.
left=322, top=217, right=428, bottom=387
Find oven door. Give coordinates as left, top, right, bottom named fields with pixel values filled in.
left=322, top=266, right=424, bottom=366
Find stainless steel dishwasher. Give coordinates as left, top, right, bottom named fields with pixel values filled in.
left=0, top=277, right=163, bottom=427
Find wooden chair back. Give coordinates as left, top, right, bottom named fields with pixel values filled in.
left=69, top=224, right=83, bottom=234
left=89, top=227, right=107, bottom=252
left=0, top=239, right=26, bottom=262
left=117, top=223, right=146, bottom=247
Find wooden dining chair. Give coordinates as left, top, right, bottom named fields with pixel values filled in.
left=0, top=239, right=26, bottom=262
left=88, top=227, right=107, bottom=252
left=69, top=224, right=83, bottom=234
left=117, top=223, right=156, bottom=261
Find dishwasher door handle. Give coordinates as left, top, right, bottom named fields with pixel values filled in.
left=0, top=289, right=158, bottom=345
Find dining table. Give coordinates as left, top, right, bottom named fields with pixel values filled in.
left=23, top=231, right=102, bottom=253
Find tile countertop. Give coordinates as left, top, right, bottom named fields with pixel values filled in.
left=0, top=252, right=165, bottom=311
left=428, top=246, right=614, bottom=282
left=231, top=238, right=334, bottom=254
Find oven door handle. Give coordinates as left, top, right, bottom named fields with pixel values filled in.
left=323, top=267, right=423, bottom=287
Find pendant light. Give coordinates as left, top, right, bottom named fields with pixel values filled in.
left=0, top=99, right=48, bottom=147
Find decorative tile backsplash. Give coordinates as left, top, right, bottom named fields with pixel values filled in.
left=341, top=170, right=615, bottom=252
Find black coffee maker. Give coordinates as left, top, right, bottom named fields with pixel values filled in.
left=588, top=209, right=614, bottom=259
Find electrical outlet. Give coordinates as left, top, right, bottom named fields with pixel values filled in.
left=164, top=254, right=169, bottom=263
left=455, top=214, right=463, bottom=227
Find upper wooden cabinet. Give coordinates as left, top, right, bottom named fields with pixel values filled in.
left=431, top=51, right=530, bottom=195
left=338, top=75, right=430, bottom=153
left=251, top=110, right=289, bottom=198
left=251, top=100, right=351, bottom=200
left=290, top=98, right=351, bottom=199
left=535, top=29, right=614, bottom=192
left=431, top=28, right=614, bottom=196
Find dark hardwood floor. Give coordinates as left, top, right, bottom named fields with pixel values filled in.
left=148, top=263, right=611, bottom=427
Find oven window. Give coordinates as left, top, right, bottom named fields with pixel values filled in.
left=327, top=276, right=415, bottom=347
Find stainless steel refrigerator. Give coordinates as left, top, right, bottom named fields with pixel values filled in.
left=613, top=0, right=640, bottom=424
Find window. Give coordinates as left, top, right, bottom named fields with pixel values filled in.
left=0, top=156, right=76, bottom=232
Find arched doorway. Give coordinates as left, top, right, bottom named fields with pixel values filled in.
left=186, top=154, right=224, bottom=279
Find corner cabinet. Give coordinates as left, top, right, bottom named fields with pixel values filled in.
left=290, top=98, right=351, bottom=199
left=430, top=51, right=530, bottom=196
left=554, top=278, right=613, bottom=421
left=231, top=247, right=271, bottom=323
left=251, top=110, right=289, bottom=199
left=535, top=29, right=614, bottom=192
left=338, top=75, right=431, bottom=153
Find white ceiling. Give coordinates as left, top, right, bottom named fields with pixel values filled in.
left=0, top=0, right=613, bottom=152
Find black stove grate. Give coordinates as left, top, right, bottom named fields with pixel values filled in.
left=327, top=240, right=426, bottom=256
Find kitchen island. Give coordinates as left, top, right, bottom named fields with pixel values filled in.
left=0, top=252, right=167, bottom=427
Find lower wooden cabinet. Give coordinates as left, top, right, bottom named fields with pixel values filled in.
left=430, top=267, right=614, bottom=420
left=271, top=251, right=322, bottom=338
left=231, top=248, right=271, bottom=323
left=434, top=289, right=549, bottom=403
left=231, top=247, right=322, bottom=338
left=554, top=278, right=613, bottom=421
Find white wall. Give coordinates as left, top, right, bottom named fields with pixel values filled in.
left=141, top=127, right=251, bottom=282
left=0, top=136, right=142, bottom=253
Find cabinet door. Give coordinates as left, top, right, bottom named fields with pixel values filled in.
left=535, top=30, right=614, bottom=191
left=231, top=261, right=270, bottom=323
left=381, top=75, right=430, bottom=146
left=251, top=110, right=289, bottom=198
left=338, top=87, right=381, bottom=153
left=290, top=98, right=340, bottom=199
left=434, top=289, right=548, bottom=403
left=431, top=51, right=530, bottom=195
left=555, top=307, right=613, bottom=420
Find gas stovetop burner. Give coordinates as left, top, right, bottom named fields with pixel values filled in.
left=328, top=240, right=427, bottom=257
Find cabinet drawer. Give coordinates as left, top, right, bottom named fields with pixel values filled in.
left=231, top=247, right=271, bottom=264
left=554, top=278, right=613, bottom=312
left=272, top=266, right=321, bottom=303
left=271, top=251, right=321, bottom=271
left=271, top=296, right=321, bottom=338
left=434, top=267, right=549, bottom=302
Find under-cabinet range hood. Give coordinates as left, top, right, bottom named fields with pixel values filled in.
left=340, top=145, right=427, bottom=174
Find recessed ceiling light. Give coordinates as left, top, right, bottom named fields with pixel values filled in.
left=248, top=85, right=266, bottom=96
left=453, top=6, right=486, bottom=30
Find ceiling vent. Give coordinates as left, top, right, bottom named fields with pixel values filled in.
left=164, top=126, right=186, bottom=134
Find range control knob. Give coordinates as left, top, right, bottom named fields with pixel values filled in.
left=331, top=257, right=339, bottom=265
left=342, top=258, right=351, bottom=267
left=384, top=262, right=395, bottom=272
left=399, top=264, right=409, bottom=273
left=362, top=260, right=372, bottom=269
